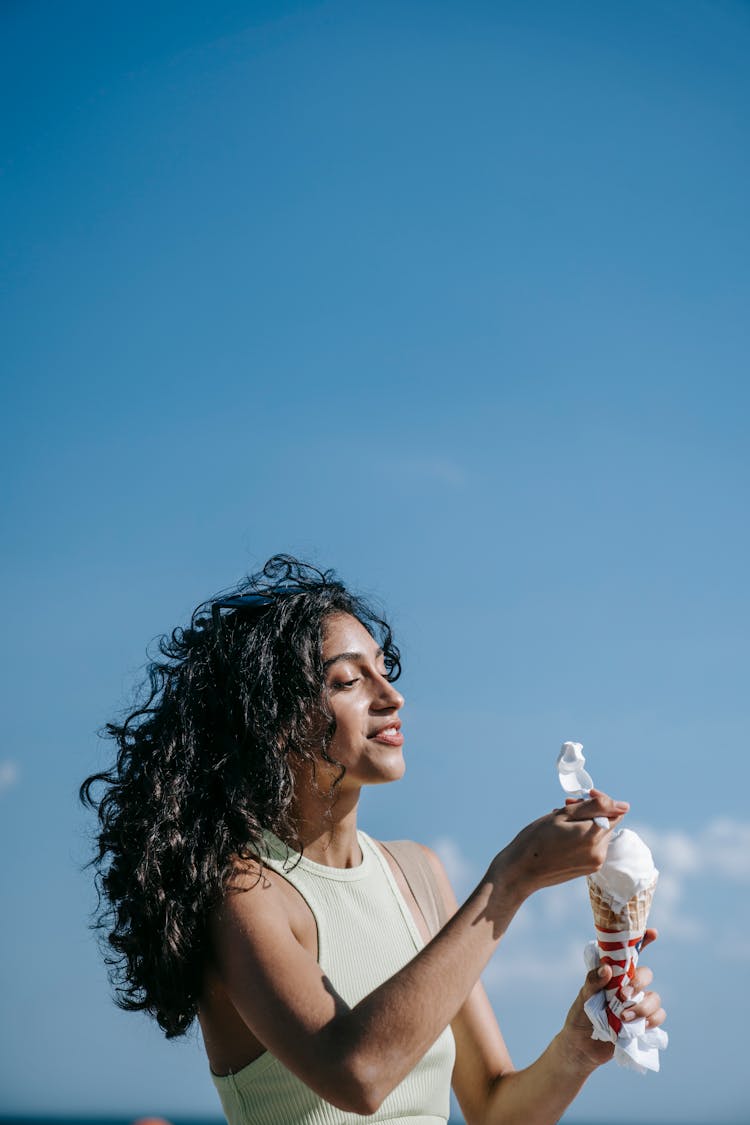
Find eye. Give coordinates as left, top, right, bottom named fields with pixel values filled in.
left=331, top=677, right=360, bottom=690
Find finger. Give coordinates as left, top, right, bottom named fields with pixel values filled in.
left=583, top=963, right=613, bottom=998
left=565, top=792, right=630, bottom=822
left=623, top=989, right=662, bottom=1022
left=589, top=788, right=631, bottom=816
left=569, top=808, right=628, bottom=836
left=564, top=797, right=613, bottom=831
left=602, top=810, right=628, bottom=833
left=631, top=966, right=654, bottom=992
left=645, top=1006, right=667, bottom=1029
left=640, top=927, right=658, bottom=951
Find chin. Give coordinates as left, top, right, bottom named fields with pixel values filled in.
left=372, top=753, right=406, bottom=785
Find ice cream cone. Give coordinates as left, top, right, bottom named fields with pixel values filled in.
left=586, top=873, right=658, bottom=1045
left=587, top=876, right=657, bottom=938
left=556, top=745, right=667, bottom=1072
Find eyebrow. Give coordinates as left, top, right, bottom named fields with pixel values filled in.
left=323, top=647, right=384, bottom=672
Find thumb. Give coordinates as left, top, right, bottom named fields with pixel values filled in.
left=584, top=962, right=613, bottom=999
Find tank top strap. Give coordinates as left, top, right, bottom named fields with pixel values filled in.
left=358, top=831, right=427, bottom=951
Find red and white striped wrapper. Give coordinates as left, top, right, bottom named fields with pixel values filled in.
left=594, top=922, right=646, bottom=1035
left=583, top=877, right=668, bottom=1073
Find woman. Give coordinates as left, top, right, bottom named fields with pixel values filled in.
left=82, top=554, right=665, bottom=1125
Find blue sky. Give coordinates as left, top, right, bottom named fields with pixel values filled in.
left=1, top=1, right=749, bottom=1121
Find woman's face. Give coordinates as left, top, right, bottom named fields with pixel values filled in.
left=319, top=612, right=406, bottom=789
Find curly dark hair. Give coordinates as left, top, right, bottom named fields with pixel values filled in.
left=80, top=554, right=401, bottom=1038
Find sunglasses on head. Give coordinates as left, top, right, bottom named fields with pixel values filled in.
left=210, top=587, right=309, bottom=630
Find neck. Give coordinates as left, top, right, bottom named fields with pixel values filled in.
left=286, top=768, right=363, bottom=867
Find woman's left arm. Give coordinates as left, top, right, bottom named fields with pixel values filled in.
left=425, top=850, right=665, bottom=1125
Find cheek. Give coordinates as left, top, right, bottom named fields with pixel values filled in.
left=326, top=700, right=364, bottom=743
left=302, top=702, right=336, bottom=750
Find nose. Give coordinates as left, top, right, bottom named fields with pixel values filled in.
left=373, top=675, right=405, bottom=711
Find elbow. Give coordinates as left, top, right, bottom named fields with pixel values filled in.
left=337, top=1090, right=383, bottom=1116
left=330, top=1056, right=386, bottom=1115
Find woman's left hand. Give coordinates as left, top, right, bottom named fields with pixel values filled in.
left=560, top=928, right=666, bottom=1070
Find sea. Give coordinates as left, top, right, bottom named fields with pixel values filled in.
left=0, top=1119, right=643, bottom=1125
left=0, top=1119, right=483, bottom=1125
left=0, top=1118, right=686, bottom=1125
left=0, top=1116, right=620, bottom=1125
left=0, top=1119, right=682, bottom=1125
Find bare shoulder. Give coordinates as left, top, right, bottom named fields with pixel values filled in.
left=213, top=855, right=277, bottom=920
left=411, top=841, right=443, bottom=871
left=210, top=855, right=316, bottom=955
left=414, top=842, right=460, bottom=914
left=377, top=838, right=460, bottom=918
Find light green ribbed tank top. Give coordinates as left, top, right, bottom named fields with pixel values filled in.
left=211, top=828, right=456, bottom=1125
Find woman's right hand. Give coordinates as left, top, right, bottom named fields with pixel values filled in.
left=491, top=789, right=630, bottom=900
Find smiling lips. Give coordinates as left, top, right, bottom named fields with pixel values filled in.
left=369, top=722, right=404, bottom=747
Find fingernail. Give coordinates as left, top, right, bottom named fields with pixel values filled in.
left=597, top=966, right=608, bottom=979
left=622, top=1009, right=635, bottom=1021
left=615, top=802, right=630, bottom=811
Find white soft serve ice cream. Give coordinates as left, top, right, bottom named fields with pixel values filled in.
left=589, top=828, right=658, bottom=908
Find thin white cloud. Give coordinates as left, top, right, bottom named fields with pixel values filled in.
left=701, top=818, right=750, bottom=880
left=484, top=940, right=584, bottom=989
left=630, top=818, right=750, bottom=943
left=646, top=870, right=705, bottom=942
left=715, top=929, right=750, bottom=962
left=430, top=835, right=477, bottom=899
left=0, top=760, right=19, bottom=795
left=635, top=818, right=750, bottom=882
left=426, top=843, right=589, bottom=990
left=537, top=878, right=590, bottom=924
left=431, top=819, right=750, bottom=998
left=429, top=827, right=703, bottom=955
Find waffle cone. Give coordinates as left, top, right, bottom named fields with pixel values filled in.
left=587, top=876, right=657, bottom=936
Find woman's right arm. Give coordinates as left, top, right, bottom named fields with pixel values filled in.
left=209, top=791, right=628, bottom=1116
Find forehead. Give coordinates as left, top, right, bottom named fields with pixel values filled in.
left=321, top=612, right=378, bottom=658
